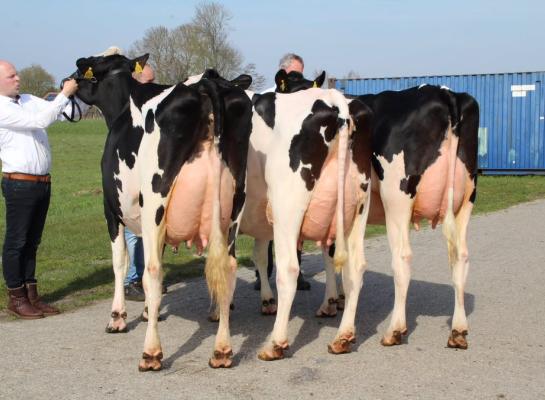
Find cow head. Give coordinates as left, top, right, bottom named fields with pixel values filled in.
left=274, top=70, right=326, bottom=93
left=67, top=53, right=149, bottom=106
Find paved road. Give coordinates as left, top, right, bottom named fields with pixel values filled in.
left=1, top=200, right=545, bottom=400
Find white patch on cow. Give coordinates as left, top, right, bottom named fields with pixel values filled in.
left=441, top=85, right=451, bottom=91
left=114, top=152, right=142, bottom=234
left=183, top=73, right=204, bottom=86
left=130, top=97, right=144, bottom=128
left=374, top=151, right=413, bottom=201
left=418, top=84, right=428, bottom=89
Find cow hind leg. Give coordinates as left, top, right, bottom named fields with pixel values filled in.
left=381, top=194, right=413, bottom=346
left=316, top=248, right=339, bottom=318
left=257, top=230, right=299, bottom=361
left=254, top=239, right=276, bottom=315
left=446, top=197, right=473, bottom=350
left=106, top=226, right=129, bottom=334
left=328, top=199, right=369, bottom=354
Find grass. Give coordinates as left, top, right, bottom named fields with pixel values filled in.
left=0, top=119, right=544, bottom=313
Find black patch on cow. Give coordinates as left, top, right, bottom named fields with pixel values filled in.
left=358, top=87, right=452, bottom=181
left=454, top=92, right=480, bottom=177
left=155, top=205, right=165, bottom=225
left=114, top=178, right=122, bottom=193
left=358, top=204, right=364, bottom=215
left=399, top=175, right=421, bottom=198
left=371, top=154, right=384, bottom=180
left=469, top=186, right=477, bottom=203
left=253, top=92, right=276, bottom=129
left=349, top=98, right=373, bottom=179
left=469, top=174, right=478, bottom=203
left=145, top=109, right=155, bottom=133
left=139, top=192, right=143, bottom=207
left=228, top=222, right=239, bottom=257
left=288, top=100, right=341, bottom=191
left=328, top=244, right=335, bottom=258
left=360, top=182, right=368, bottom=192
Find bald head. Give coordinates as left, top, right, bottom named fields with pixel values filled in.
left=133, top=65, right=155, bottom=84
left=0, top=60, right=20, bottom=98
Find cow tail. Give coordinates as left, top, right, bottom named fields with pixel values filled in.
left=442, top=90, right=461, bottom=267
left=331, top=90, right=351, bottom=272
left=200, top=81, right=229, bottom=304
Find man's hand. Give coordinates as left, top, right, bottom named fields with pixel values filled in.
left=61, top=79, right=78, bottom=97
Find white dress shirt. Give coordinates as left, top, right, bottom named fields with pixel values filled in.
left=0, top=93, right=83, bottom=175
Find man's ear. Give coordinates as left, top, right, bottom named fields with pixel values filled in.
left=231, top=74, right=252, bottom=90
left=314, top=71, right=326, bottom=88
left=131, top=54, right=150, bottom=73
left=274, top=69, right=288, bottom=92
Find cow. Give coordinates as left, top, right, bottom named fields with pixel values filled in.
left=262, top=73, right=479, bottom=350
left=238, top=82, right=373, bottom=359
left=69, top=53, right=253, bottom=370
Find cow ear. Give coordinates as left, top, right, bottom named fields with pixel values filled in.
left=231, top=74, right=252, bottom=90
left=275, top=69, right=288, bottom=92
left=314, top=71, right=326, bottom=88
left=130, top=53, right=150, bottom=73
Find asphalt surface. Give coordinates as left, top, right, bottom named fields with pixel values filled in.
left=1, top=200, right=544, bottom=400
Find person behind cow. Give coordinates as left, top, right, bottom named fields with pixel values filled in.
left=0, top=60, right=79, bottom=319
left=255, top=52, right=311, bottom=291
left=123, top=61, right=156, bottom=302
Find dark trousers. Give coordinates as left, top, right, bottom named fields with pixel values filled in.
left=256, top=241, right=302, bottom=279
left=1, top=178, right=51, bottom=289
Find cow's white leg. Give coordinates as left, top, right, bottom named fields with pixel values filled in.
left=381, top=193, right=413, bottom=346
left=447, top=195, right=473, bottom=349
left=258, top=219, right=301, bottom=361
left=254, top=239, right=276, bottom=315
left=138, top=200, right=166, bottom=372
left=316, top=248, right=339, bottom=317
left=106, top=225, right=129, bottom=333
left=329, top=197, right=369, bottom=354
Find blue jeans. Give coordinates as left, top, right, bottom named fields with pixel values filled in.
left=123, top=227, right=144, bottom=286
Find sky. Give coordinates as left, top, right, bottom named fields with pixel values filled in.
left=1, top=0, right=544, bottom=88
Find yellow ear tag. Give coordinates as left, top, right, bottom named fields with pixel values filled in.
left=134, top=62, right=143, bottom=74
left=280, top=80, right=286, bottom=92
left=312, top=81, right=318, bottom=88
left=84, top=67, right=94, bottom=80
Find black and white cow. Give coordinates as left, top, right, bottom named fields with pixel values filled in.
left=239, top=83, right=373, bottom=359
left=266, top=73, right=479, bottom=350
left=355, top=85, right=479, bottom=349
left=71, top=53, right=253, bottom=370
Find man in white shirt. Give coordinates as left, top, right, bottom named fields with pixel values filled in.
left=0, top=60, right=78, bottom=319
left=255, top=53, right=311, bottom=291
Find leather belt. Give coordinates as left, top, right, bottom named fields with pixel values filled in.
left=2, top=173, right=51, bottom=183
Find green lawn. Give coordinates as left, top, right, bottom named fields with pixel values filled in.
left=0, top=119, right=544, bottom=313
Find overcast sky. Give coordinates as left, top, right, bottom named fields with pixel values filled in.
left=2, top=0, right=544, bottom=87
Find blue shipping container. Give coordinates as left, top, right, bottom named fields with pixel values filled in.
left=333, top=72, right=545, bottom=174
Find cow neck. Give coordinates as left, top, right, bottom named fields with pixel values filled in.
left=99, top=76, right=132, bottom=131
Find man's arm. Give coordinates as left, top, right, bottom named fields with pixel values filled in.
left=0, top=94, right=70, bottom=130
left=0, top=79, right=79, bottom=130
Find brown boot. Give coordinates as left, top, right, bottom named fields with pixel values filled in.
left=7, top=286, right=44, bottom=319
left=26, top=283, right=60, bottom=316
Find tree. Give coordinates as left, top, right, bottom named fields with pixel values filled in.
left=18, top=64, right=56, bottom=97
left=128, top=1, right=265, bottom=90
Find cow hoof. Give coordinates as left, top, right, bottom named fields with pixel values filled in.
left=105, top=311, right=127, bottom=333
left=380, top=329, right=407, bottom=346
left=208, top=349, right=233, bottom=368
left=257, top=342, right=289, bottom=361
left=138, top=352, right=163, bottom=372
left=261, top=299, right=277, bottom=315
left=328, top=334, right=356, bottom=354
left=447, top=329, right=468, bottom=350
left=337, top=294, right=345, bottom=310
left=316, top=298, right=338, bottom=318
left=208, top=311, right=219, bottom=322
